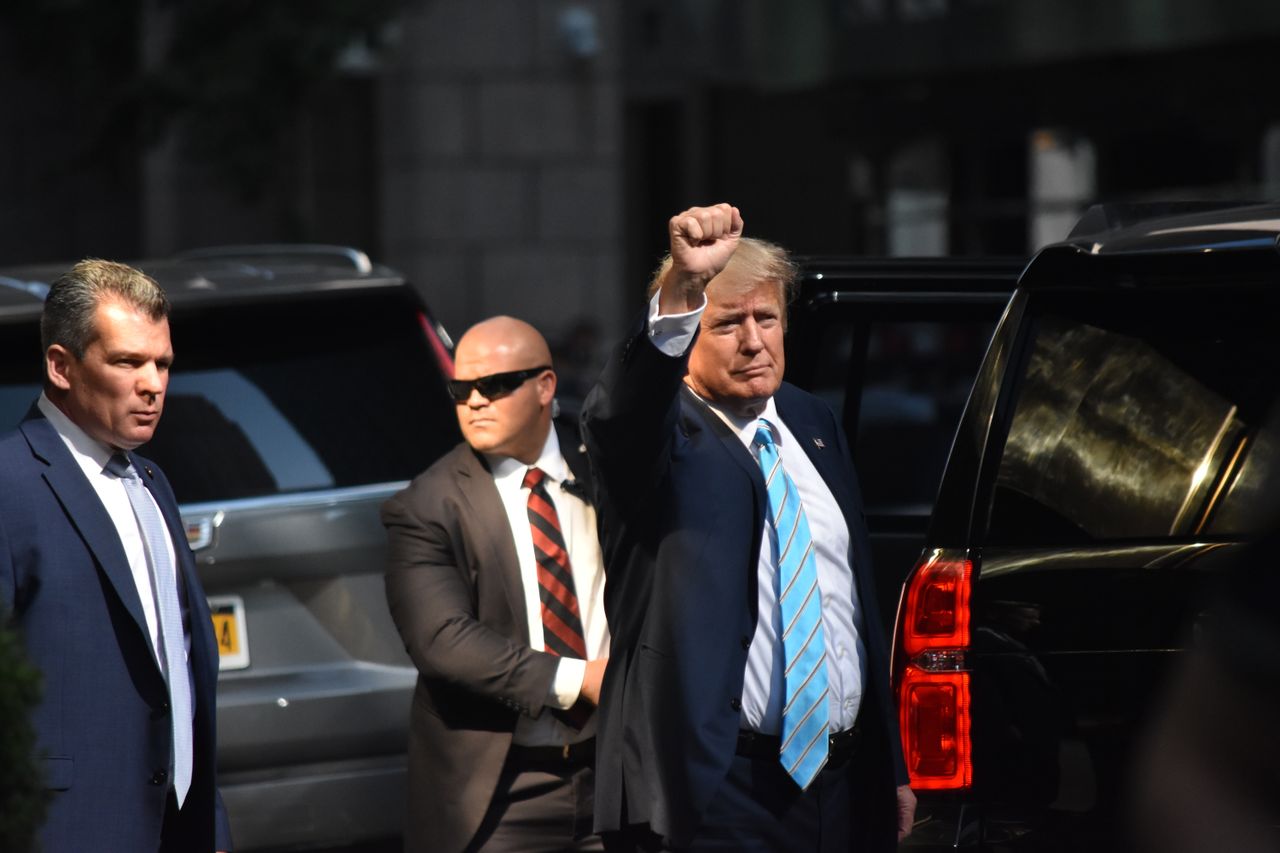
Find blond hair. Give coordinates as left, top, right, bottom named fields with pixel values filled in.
left=646, top=237, right=799, bottom=326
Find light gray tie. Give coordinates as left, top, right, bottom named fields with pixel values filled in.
left=106, top=452, right=193, bottom=806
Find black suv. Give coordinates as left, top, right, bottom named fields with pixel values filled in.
left=785, top=258, right=1022, bottom=630
left=0, top=246, right=460, bottom=849
left=889, top=203, right=1280, bottom=850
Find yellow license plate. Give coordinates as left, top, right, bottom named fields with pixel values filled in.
left=207, top=595, right=250, bottom=671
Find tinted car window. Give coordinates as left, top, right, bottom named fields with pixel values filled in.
left=987, top=286, right=1280, bottom=544
left=808, top=312, right=998, bottom=513
left=0, top=289, right=460, bottom=504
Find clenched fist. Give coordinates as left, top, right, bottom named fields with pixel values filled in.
left=658, top=203, right=744, bottom=314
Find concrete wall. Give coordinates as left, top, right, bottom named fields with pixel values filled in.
left=379, top=0, right=627, bottom=353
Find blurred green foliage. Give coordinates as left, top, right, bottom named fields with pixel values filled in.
left=0, top=613, right=45, bottom=851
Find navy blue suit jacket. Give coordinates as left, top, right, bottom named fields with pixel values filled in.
left=0, top=412, right=231, bottom=852
left=582, top=324, right=908, bottom=849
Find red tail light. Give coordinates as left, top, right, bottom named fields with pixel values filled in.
left=894, top=550, right=974, bottom=790
left=902, top=550, right=972, bottom=657
left=417, top=311, right=455, bottom=378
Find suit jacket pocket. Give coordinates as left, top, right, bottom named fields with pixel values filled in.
left=42, top=756, right=73, bottom=791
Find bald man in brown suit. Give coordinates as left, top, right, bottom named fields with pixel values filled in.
left=383, top=317, right=609, bottom=852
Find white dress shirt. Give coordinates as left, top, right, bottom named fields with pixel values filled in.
left=487, top=427, right=609, bottom=746
left=646, top=293, right=869, bottom=734
left=37, top=393, right=181, bottom=669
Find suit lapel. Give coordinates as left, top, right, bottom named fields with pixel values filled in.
left=775, top=385, right=861, bottom=525
left=679, top=385, right=764, bottom=488
left=774, top=385, right=880, bottom=619
left=134, top=454, right=220, bottom=685
left=554, top=420, right=594, bottom=503
left=21, top=417, right=153, bottom=650
left=453, top=447, right=531, bottom=645
left=676, top=383, right=858, bottom=522
left=132, top=454, right=192, bottom=595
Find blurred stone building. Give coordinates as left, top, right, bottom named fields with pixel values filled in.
left=3, top=0, right=1280, bottom=344
left=622, top=0, right=1280, bottom=261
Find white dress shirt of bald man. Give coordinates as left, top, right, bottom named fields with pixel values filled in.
left=383, top=316, right=610, bottom=853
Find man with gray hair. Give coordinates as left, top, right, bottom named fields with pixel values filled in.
left=0, top=259, right=231, bottom=851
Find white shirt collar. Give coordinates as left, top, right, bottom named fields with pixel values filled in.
left=37, top=392, right=118, bottom=474
left=686, top=386, right=783, bottom=451
left=486, top=425, right=569, bottom=487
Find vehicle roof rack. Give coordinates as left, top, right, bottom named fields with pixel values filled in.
left=0, top=275, right=50, bottom=299
left=1067, top=201, right=1259, bottom=239
left=172, top=244, right=374, bottom=274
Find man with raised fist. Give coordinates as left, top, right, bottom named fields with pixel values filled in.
left=583, top=204, right=915, bottom=852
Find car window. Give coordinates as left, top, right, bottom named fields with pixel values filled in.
left=987, top=286, right=1280, bottom=544
left=806, top=309, right=999, bottom=514
left=0, top=290, right=461, bottom=504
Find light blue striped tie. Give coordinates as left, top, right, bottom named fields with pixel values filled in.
left=107, top=453, right=194, bottom=806
left=755, top=419, right=830, bottom=789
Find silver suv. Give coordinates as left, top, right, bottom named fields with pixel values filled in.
left=0, top=246, right=459, bottom=850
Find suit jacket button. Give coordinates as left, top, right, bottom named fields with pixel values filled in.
left=729, top=697, right=742, bottom=711
left=740, top=636, right=751, bottom=650
left=150, top=770, right=168, bottom=786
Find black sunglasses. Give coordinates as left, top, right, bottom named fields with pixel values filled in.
left=447, top=366, right=551, bottom=403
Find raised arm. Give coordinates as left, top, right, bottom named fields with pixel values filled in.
left=582, top=203, right=744, bottom=506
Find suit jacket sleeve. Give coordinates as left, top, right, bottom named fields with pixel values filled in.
left=580, top=319, right=691, bottom=514
left=382, top=483, right=559, bottom=717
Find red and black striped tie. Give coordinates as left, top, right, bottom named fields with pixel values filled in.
left=523, top=467, right=592, bottom=728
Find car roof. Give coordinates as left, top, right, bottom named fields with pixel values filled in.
left=795, top=256, right=1024, bottom=306
left=0, top=245, right=408, bottom=323
left=1062, top=201, right=1280, bottom=255
left=1022, top=201, right=1280, bottom=289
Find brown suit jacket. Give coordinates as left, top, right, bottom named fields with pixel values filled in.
left=382, top=421, right=593, bottom=853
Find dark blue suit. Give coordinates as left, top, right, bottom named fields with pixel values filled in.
left=0, top=413, right=231, bottom=852
left=582, top=324, right=907, bottom=850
